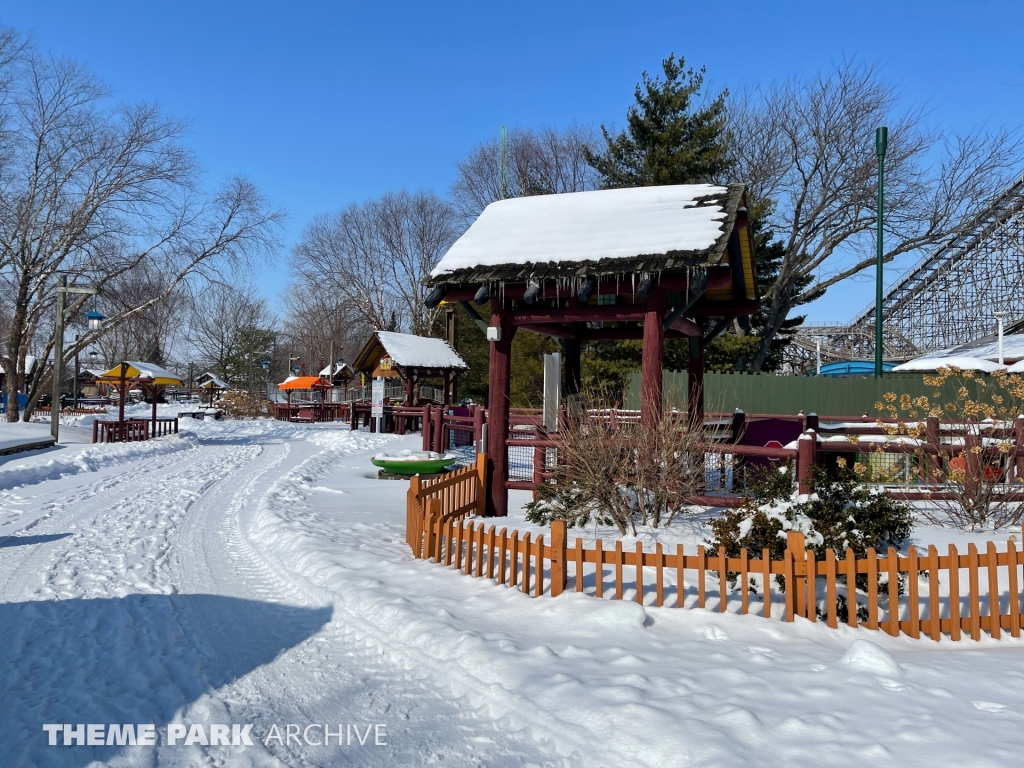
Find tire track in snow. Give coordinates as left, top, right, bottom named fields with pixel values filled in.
left=229, top=433, right=573, bottom=768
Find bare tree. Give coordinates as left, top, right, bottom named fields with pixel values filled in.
left=0, top=32, right=284, bottom=419
left=184, top=282, right=277, bottom=395
left=728, top=60, right=1023, bottom=370
left=451, top=124, right=600, bottom=222
left=88, top=262, right=185, bottom=368
left=279, top=283, right=369, bottom=375
left=290, top=190, right=460, bottom=338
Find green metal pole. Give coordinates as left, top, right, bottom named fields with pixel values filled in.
left=875, top=126, right=888, bottom=378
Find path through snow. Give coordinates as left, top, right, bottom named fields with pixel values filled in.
left=2, top=420, right=1023, bottom=767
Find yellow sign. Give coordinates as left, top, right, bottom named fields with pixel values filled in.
left=379, top=355, right=394, bottom=370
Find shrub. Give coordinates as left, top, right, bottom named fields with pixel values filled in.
left=706, top=462, right=914, bottom=604
left=873, top=366, right=1024, bottom=530
left=525, top=395, right=708, bottom=535
left=221, top=390, right=267, bottom=420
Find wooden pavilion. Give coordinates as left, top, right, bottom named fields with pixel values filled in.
left=277, top=375, right=333, bottom=421
left=319, top=362, right=356, bottom=400
left=352, top=331, right=468, bottom=406
left=96, top=361, right=183, bottom=439
left=423, top=183, right=759, bottom=516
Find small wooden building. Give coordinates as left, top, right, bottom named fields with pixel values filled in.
left=423, top=183, right=759, bottom=516
left=319, top=362, right=356, bottom=401
left=352, top=331, right=468, bottom=406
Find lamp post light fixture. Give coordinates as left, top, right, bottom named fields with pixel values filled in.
left=86, top=310, right=106, bottom=332
left=51, top=276, right=100, bottom=442
left=995, top=311, right=1010, bottom=366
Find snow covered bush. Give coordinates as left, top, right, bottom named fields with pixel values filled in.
left=525, top=400, right=707, bottom=535
left=706, top=463, right=914, bottom=604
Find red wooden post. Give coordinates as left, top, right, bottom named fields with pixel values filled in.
left=641, top=288, right=665, bottom=430
left=798, top=429, right=816, bottom=495
left=443, top=370, right=452, bottom=405
left=432, top=404, right=444, bottom=453
left=487, top=306, right=516, bottom=516
left=405, top=370, right=415, bottom=406
left=422, top=404, right=431, bottom=450
left=805, top=412, right=819, bottom=433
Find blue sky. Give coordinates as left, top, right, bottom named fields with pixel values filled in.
left=2, top=1, right=1022, bottom=320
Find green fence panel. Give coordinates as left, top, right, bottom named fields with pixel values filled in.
left=623, top=371, right=967, bottom=418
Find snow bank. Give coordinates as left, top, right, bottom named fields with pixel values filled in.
left=243, top=432, right=1024, bottom=767
left=0, top=433, right=197, bottom=491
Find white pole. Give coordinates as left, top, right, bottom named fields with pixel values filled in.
left=999, top=316, right=1005, bottom=366
left=815, top=339, right=821, bottom=376
left=995, top=311, right=1008, bottom=366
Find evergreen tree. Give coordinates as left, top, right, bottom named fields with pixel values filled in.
left=587, top=54, right=729, bottom=188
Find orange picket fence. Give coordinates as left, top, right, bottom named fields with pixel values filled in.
left=405, top=457, right=1024, bottom=642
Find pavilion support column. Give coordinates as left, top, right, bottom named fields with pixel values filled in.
left=443, top=371, right=452, bottom=405
left=405, top=370, right=415, bottom=406
left=687, top=335, right=705, bottom=433
left=562, top=339, right=581, bottom=397
left=640, top=289, right=665, bottom=430
left=118, top=363, right=128, bottom=441
left=487, top=307, right=516, bottom=517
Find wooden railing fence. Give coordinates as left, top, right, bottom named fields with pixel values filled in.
left=406, top=457, right=1024, bottom=642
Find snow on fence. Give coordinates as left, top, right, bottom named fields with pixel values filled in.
left=405, top=456, right=1024, bottom=642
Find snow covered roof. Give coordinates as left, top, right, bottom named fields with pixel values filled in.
left=892, top=356, right=1007, bottom=373
left=353, top=331, right=467, bottom=373
left=428, top=183, right=745, bottom=283
left=97, top=361, right=183, bottom=385
left=319, top=362, right=355, bottom=379
left=893, top=332, right=1024, bottom=372
left=198, top=375, right=229, bottom=389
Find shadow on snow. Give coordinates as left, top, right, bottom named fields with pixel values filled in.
left=0, top=593, right=331, bottom=767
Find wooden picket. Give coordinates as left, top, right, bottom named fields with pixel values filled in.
left=407, top=456, right=1024, bottom=643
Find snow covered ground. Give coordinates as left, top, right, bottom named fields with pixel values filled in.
left=2, top=419, right=1023, bottom=767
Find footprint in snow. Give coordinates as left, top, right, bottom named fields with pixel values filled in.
left=972, top=701, right=1008, bottom=713
left=702, top=626, right=729, bottom=642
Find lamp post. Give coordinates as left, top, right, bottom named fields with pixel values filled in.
left=995, top=311, right=1010, bottom=366
left=874, top=126, right=888, bottom=379
left=51, top=276, right=101, bottom=441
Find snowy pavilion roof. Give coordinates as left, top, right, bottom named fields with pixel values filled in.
left=353, top=331, right=467, bottom=373
left=427, top=183, right=746, bottom=284
left=97, top=361, right=182, bottom=386
left=319, top=362, right=356, bottom=379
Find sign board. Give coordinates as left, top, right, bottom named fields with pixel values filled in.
left=543, top=352, right=561, bottom=432
left=371, top=377, right=384, bottom=419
